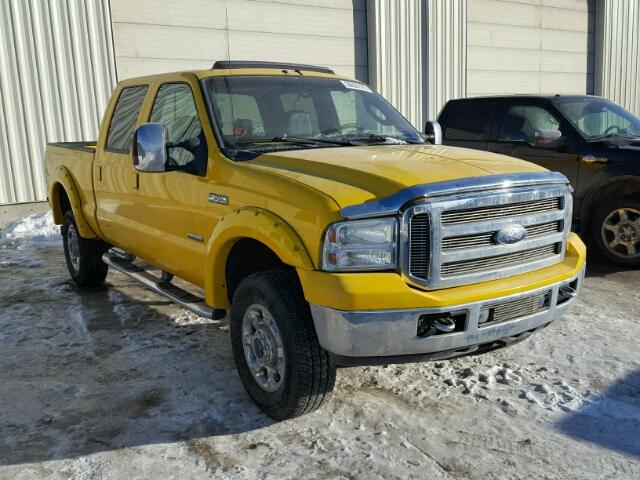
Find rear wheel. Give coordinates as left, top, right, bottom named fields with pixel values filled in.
left=592, top=197, right=640, bottom=267
left=62, top=210, right=108, bottom=286
left=230, top=269, right=336, bottom=420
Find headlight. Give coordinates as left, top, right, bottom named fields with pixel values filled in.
left=322, top=218, right=398, bottom=271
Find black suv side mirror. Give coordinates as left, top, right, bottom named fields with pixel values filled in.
left=530, top=129, right=566, bottom=150
left=424, top=121, right=443, bottom=145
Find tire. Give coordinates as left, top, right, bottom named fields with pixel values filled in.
left=591, top=196, right=640, bottom=268
left=230, top=269, right=336, bottom=420
left=61, top=210, right=109, bottom=286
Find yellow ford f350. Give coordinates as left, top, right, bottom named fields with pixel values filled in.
left=45, top=61, right=586, bottom=419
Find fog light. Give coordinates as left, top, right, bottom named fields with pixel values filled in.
left=417, top=311, right=467, bottom=337
left=557, top=279, right=578, bottom=305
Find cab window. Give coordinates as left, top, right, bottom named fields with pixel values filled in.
left=498, top=105, right=562, bottom=142
left=443, top=103, right=491, bottom=141
left=106, top=85, right=148, bottom=152
left=150, top=83, right=207, bottom=175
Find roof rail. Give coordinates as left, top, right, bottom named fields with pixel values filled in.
left=212, top=60, right=334, bottom=74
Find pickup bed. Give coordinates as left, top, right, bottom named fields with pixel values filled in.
left=46, top=61, right=586, bottom=419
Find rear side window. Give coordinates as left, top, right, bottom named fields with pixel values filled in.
left=106, top=85, right=148, bottom=152
left=443, top=103, right=491, bottom=141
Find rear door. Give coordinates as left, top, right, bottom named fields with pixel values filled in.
left=486, top=102, right=580, bottom=187
left=440, top=102, right=493, bottom=151
left=95, top=84, right=148, bottom=247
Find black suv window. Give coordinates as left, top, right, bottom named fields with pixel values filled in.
left=106, top=85, right=148, bottom=152
left=150, top=83, right=207, bottom=175
left=498, top=105, right=562, bottom=142
left=443, top=103, right=491, bottom=141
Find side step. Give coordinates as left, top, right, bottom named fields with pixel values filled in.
left=102, top=252, right=226, bottom=320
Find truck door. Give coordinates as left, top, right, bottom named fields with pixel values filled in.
left=128, top=80, right=211, bottom=287
left=94, top=85, right=148, bottom=247
left=487, top=103, right=580, bottom=188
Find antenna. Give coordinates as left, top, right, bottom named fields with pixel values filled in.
left=225, top=8, right=231, bottom=62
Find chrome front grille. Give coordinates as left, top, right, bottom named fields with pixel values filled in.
left=441, top=243, right=560, bottom=277
left=409, top=213, right=429, bottom=278
left=441, top=197, right=561, bottom=225
left=403, top=182, right=572, bottom=289
left=479, top=291, right=551, bottom=327
left=442, top=221, right=562, bottom=251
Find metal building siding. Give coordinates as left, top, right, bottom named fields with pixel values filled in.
left=109, top=0, right=368, bottom=82
left=367, top=0, right=425, bottom=128
left=0, top=0, right=117, bottom=205
left=426, top=0, right=467, bottom=120
left=367, top=0, right=466, bottom=128
left=467, top=0, right=594, bottom=97
left=595, top=0, right=640, bottom=115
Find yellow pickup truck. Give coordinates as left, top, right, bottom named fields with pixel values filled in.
left=45, top=61, right=586, bottom=420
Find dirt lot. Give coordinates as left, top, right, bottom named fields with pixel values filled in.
left=1, top=215, right=639, bottom=479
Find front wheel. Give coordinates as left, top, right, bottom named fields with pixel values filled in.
left=62, top=210, right=109, bottom=286
left=592, top=198, right=640, bottom=267
left=230, top=270, right=336, bottom=420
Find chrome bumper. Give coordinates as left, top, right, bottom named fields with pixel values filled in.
left=310, top=267, right=585, bottom=359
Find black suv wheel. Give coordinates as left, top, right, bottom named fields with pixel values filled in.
left=592, top=197, right=640, bottom=267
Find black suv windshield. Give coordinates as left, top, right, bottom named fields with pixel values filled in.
left=201, top=75, right=424, bottom=158
left=555, top=97, right=640, bottom=141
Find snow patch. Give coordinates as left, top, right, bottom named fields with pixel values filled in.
left=0, top=212, right=61, bottom=247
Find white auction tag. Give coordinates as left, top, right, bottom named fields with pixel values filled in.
left=340, top=80, right=372, bottom=92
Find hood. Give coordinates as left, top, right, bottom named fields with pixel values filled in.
left=249, top=144, right=547, bottom=208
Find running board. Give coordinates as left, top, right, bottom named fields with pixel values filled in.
left=102, top=252, right=226, bottom=320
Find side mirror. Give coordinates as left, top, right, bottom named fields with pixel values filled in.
left=424, top=121, right=443, bottom=145
left=134, top=123, right=168, bottom=172
left=531, top=129, right=564, bottom=149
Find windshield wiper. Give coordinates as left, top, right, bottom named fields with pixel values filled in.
left=344, top=133, right=421, bottom=145
left=239, top=136, right=351, bottom=148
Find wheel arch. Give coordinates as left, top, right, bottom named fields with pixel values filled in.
left=204, top=207, right=315, bottom=309
left=579, top=176, right=640, bottom=235
left=50, top=167, right=97, bottom=238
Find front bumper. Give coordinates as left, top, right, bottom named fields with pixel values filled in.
left=310, top=266, right=584, bottom=363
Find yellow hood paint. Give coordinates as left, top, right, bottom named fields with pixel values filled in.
left=250, top=144, right=547, bottom=208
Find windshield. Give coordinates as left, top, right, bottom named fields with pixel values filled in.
left=201, top=76, right=424, bottom=158
left=555, top=97, right=640, bottom=140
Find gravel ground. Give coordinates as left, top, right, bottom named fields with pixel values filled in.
left=0, top=215, right=639, bottom=479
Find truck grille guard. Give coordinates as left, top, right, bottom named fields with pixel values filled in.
left=340, top=172, right=573, bottom=290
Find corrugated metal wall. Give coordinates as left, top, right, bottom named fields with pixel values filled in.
left=367, top=0, right=467, bottom=128
left=595, top=0, right=640, bottom=115
left=110, top=0, right=368, bottom=82
left=0, top=0, right=117, bottom=205
left=367, top=0, right=425, bottom=128
left=426, top=0, right=467, bottom=120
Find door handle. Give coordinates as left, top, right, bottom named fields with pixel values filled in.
left=133, top=172, right=139, bottom=189
left=581, top=155, right=608, bottom=164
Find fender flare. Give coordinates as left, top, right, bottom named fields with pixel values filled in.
left=204, top=207, right=315, bottom=308
left=51, top=166, right=97, bottom=238
left=580, top=174, right=640, bottom=233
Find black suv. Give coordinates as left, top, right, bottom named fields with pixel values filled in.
left=435, top=95, right=640, bottom=267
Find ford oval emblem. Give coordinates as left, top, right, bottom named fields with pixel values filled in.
left=495, top=224, right=527, bottom=245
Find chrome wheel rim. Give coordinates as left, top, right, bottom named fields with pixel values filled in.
left=241, top=304, right=286, bottom=392
left=601, top=207, right=640, bottom=259
left=67, top=224, right=81, bottom=272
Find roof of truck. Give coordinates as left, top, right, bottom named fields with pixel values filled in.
left=116, top=61, right=350, bottom=86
